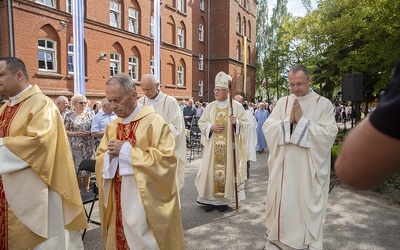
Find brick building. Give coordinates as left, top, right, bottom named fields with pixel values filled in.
left=0, top=0, right=257, bottom=103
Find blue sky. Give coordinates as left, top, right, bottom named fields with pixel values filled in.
left=268, top=0, right=318, bottom=17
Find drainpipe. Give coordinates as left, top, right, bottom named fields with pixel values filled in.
left=7, top=0, right=15, bottom=56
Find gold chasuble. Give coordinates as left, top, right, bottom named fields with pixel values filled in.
left=195, top=99, right=249, bottom=206
left=96, top=106, right=185, bottom=250
left=213, top=106, right=229, bottom=197
left=0, top=85, right=87, bottom=249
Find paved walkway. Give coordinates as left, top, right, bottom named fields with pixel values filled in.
left=83, top=148, right=400, bottom=249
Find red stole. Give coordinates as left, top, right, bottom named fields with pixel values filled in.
left=0, top=103, right=22, bottom=249
left=114, top=121, right=140, bottom=249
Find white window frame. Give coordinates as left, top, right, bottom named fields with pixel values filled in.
left=177, top=0, right=185, bottom=13
left=110, top=1, right=121, bottom=28
left=66, top=0, right=72, bottom=13
left=110, top=53, right=121, bottom=76
left=199, top=24, right=204, bottom=42
left=38, top=38, right=57, bottom=72
left=199, top=80, right=204, bottom=97
left=236, top=45, right=240, bottom=61
left=36, top=0, right=54, bottom=7
left=68, top=43, right=74, bottom=74
left=246, top=0, right=250, bottom=11
left=199, top=53, right=203, bottom=71
left=150, top=60, right=154, bottom=75
left=128, top=56, right=139, bottom=81
left=200, top=0, right=204, bottom=11
left=177, top=66, right=184, bottom=86
left=150, top=16, right=154, bottom=38
left=128, top=8, right=138, bottom=34
left=178, top=28, right=184, bottom=48
left=236, top=16, right=240, bottom=33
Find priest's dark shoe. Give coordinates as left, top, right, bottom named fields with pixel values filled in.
left=204, top=204, right=214, bottom=212
left=217, top=205, right=228, bottom=212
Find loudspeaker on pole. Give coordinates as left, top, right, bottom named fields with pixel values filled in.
left=342, top=73, right=363, bottom=101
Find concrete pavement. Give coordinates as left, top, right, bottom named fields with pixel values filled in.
left=83, top=149, right=400, bottom=249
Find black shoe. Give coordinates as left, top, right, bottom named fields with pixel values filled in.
left=217, top=205, right=228, bottom=212
left=204, top=205, right=214, bottom=212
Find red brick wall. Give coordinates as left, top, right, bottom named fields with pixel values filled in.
left=1, top=0, right=256, bottom=103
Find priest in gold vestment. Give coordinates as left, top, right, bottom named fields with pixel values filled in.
left=195, top=71, right=249, bottom=212
left=0, top=57, right=87, bottom=249
left=96, top=73, right=185, bottom=250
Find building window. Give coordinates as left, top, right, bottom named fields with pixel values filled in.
left=128, top=56, right=139, bottom=81
left=236, top=15, right=240, bottom=33
left=177, top=0, right=185, bottom=13
left=178, top=28, right=184, bottom=48
left=36, top=0, right=54, bottom=7
left=199, top=53, right=203, bottom=71
left=110, top=1, right=121, bottom=28
left=200, top=0, right=204, bottom=11
left=68, top=43, right=74, bottom=73
left=150, top=16, right=154, bottom=38
left=236, top=45, right=240, bottom=61
left=110, top=53, right=121, bottom=76
left=199, top=80, right=203, bottom=97
left=150, top=60, right=154, bottom=75
left=246, top=0, right=250, bottom=11
left=177, top=66, right=184, bottom=85
left=242, top=19, right=246, bottom=35
left=238, top=0, right=242, bottom=6
left=66, top=0, right=72, bottom=13
left=128, top=8, right=138, bottom=34
left=199, top=24, right=204, bottom=41
left=248, top=21, right=252, bottom=38
left=38, top=39, right=56, bottom=72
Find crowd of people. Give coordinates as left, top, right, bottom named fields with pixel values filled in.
left=1, top=56, right=399, bottom=250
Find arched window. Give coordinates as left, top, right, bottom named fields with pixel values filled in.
left=38, top=38, right=57, bottom=72
left=110, top=1, right=121, bottom=28
left=128, top=8, right=138, bottom=34
left=248, top=20, right=252, bottom=38
left=110, top=53, right=121, bottom=76
left=177, top=66, right=184, bottom=85
left=178, top=27, right=185, bottom=48
left=236, top=14, right=240, bottom=33
left=128, top=56, right=139, bottom=81
left=199, top=53, right=204, bottom=70
left=242, top=17, right=246, bottom=35
left=199, top=23, right=204, bottom=41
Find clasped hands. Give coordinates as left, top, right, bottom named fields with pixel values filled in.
left=75, top=130, right=91, bottom=138
left=108, top=139, right=125, bottom=157
left=211, top=116, right=237, bottom=133
left=290, top=99, right=303, bottom=124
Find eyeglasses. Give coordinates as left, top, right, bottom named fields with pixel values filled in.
left=77, top=101, right=88, bottom=105
left=289, top=82, right=307, bottom=88
left=214, top=89, right=228, bottom=93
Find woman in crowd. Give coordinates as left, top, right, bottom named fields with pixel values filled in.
left=65, top=94, right=95, bottom=191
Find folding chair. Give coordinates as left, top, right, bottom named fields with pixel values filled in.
left=189, top=126, right=202, bottom=160
left=78, top=159, right=100, bottom=239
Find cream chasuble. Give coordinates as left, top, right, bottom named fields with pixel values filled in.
left=0, top=85, right=87, bottom=249
left=96, top=105, right=185, bottom=250
left=138, top=91, right=187, bottom=192
left=195, top=99, right=249, bottom=205
left=245, top=109, right=258, bottom=162
left=262, top=90, right=338, bottom=250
